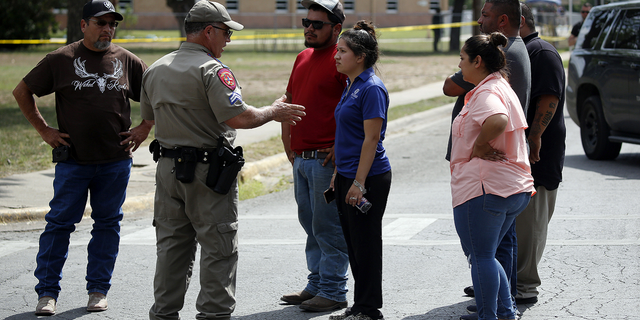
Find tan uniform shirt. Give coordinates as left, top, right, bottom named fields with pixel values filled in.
left=140, top=42, right=247, bottom=148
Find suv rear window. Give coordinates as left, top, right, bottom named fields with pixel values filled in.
left=603, top=9, right=640, bottom=50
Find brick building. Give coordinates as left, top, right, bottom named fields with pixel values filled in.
left=58, top=0, right=443, bottom=30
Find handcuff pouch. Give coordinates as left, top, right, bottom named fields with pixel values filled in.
left=174, top=147, right=197, bottom=183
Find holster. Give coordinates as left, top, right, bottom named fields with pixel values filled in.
left=174, top=147, right=198, bottom=183
left=206, top=136, right=245, bottom=195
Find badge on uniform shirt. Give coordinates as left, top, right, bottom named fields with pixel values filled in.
left=217, top=68, right=237, bottom=91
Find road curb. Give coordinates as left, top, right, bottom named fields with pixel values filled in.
left=239, top=153, right=289, bottom=183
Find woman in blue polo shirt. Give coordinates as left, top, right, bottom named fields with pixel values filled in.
left=329, top=20, right=391, bottom=320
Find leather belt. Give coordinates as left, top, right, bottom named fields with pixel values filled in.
left=296, top=150, right=329, bottom=160
left=160, top=146, right=217, bottom=163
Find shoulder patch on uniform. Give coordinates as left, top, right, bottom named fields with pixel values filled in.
left=217, top=68, right=237, bottom=91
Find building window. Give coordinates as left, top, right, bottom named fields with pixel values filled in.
left=276, top=0, right=288, bottom=12
left=226, top=0, right=238, bottom=12
left=344, top=0, right=354, bottom=13
left=119, top=0, right=132, bottom=11
left=386, top=0, right=398, bottom=12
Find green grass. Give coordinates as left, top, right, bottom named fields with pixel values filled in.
left=0, top=48, right=293, bottom=177
left=238, top=179, right=266, bottom=201
left=238, top=174, right=292, bottom=201
left=243, top=135, right=284, bottom=162
left=0, top=32, right=456, bottom=180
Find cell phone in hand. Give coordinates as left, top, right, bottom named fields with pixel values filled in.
left=323, top=188, right=335, bottom=204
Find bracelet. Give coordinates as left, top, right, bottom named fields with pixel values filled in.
left=353, top=179, right=366, bottom=194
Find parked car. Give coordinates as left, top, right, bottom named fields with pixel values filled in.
left=566, top=0, right=640, bottom=160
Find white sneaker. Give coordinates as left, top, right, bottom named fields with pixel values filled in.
left=329, top=311, right=353, bottom=320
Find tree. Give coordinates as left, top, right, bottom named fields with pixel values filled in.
left=472, top=0, right=481, bottom=37
left=167, top=0, right=196, bottom=37
left=449, top=0, right=481, bottom=52
left=0, top=0, right=63, bottom=48
left=67, top=0, right=86, bottom=44
left=449, top=0, right=465, bottom=52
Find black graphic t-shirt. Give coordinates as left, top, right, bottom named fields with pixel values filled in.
left=24, top=40, right=147, bottom=164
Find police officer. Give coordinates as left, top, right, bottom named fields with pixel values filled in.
left=140, top=2, right=305, bottom=319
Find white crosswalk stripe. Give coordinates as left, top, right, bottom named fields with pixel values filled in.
left=2, top=214, right=639, bottom=258
left=119, top=226, right=156, bottom=246
left=382, top=218, right=437, bottom=240
left=0, top=241, right=35, bottom=258
left=119, top=216, right=441, bottom=246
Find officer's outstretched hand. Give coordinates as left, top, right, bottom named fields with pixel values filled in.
left=271, top=95, right=306, bottom=126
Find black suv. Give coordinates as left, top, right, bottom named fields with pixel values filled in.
left=566, top=0, right=640, bottom=160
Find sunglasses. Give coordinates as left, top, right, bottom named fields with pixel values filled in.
left=211, top=25, right=233, bottom=38
left=89, top=18, right=118, bottom=28
left=581, top=10, right=590, bottom=13
left=302, top=18, right=334, bottom=29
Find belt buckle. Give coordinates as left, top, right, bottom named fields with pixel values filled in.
left=301, top=150, right=315, bottom=159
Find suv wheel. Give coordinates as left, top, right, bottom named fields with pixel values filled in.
left=579, top=96, right=621, bottom=160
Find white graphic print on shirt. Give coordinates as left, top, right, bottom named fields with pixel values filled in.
left=72, top=57, right=128, bottom=93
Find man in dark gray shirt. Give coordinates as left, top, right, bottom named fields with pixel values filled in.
left=444, top=0, right=531, bottom=160
left=515, top=3, right=566, bottom=306
left=478, top=0, right=530, bottom=113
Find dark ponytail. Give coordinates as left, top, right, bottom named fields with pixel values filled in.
left=463, top=32, right=509, bottom=79
left=339, top=20, right=380, bottom=69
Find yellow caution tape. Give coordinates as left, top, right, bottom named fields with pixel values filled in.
left=0, top=22, right=569, bottom=44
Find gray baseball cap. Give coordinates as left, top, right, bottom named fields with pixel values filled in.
left=301, top=0, right=346, bottom=23
left=184, top=1, right=244, bottom=31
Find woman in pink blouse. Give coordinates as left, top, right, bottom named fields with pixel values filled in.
left=450, top=32, right=535, bottom=320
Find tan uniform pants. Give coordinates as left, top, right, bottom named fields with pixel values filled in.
left=149, top=158, right=239, bottom=320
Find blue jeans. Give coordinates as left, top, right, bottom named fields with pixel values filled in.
left=293, top=157, right=349, bottom=302
left=497, top=220, right=518, bottom=299
left=454, top=191, right=530, bottom=320
left=35, top=158, right=131, bottom=299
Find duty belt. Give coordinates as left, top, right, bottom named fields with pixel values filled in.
left=160, top=147, right=217, bottom=163
left=296, top=150, right=329, bottom=160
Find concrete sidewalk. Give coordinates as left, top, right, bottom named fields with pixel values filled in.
left=0, top=79, right=449, bottom=223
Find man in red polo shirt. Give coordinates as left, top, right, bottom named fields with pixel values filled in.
left=279, top=0, right=350, bottom=313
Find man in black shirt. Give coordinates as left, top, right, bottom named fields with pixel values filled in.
left=13, top=0, right=151, bottom=315
left=568, top=3, right=591, bottom=46
left=516, top=3, right=567, bottom=305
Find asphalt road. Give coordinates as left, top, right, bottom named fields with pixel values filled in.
left=1, top=106, right=639, bottom=320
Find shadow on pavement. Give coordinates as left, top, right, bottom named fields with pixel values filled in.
left=4, top=307, right=87, bottom=319
left=402, top=300, right=474, bottom=320
left=563, top=153, right=640, bottom=180
left=233, top=305, right=334, bottom=320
